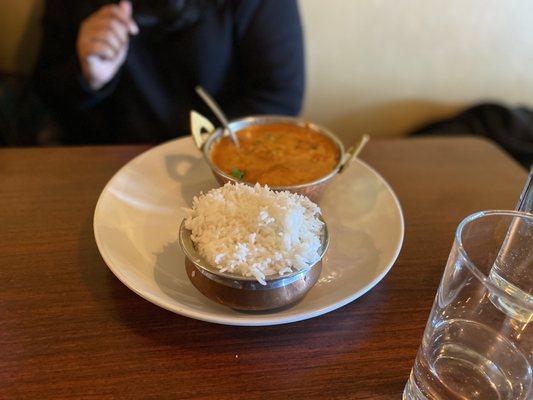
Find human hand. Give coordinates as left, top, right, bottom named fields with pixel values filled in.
left=76, top=1, right=139, bottom=91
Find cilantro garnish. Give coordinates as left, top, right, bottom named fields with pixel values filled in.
left=231, top=167, right=245, bottom=180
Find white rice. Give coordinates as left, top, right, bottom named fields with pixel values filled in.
left=183, top=183, right=323, bottom=285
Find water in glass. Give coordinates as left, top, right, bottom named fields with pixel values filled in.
left=404, top=212, right=532, bottom=400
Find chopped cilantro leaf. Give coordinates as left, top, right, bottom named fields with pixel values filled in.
left=231, top=167, right=245, bottom=180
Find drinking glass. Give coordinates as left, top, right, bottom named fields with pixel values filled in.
left=403, top=210, right=532, bottom=400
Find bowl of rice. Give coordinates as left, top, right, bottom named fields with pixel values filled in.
left=179, top=183, right=329, bottom=311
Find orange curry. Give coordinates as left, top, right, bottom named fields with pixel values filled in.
left=210, top=123, right=339, bottom=186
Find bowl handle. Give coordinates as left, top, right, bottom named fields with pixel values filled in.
left=190, top=110, right=216, bottom=151
left=339, top=134, right=370, bottom=174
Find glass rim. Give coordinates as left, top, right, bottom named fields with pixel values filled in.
left=456, top=210, right=533, bottom=312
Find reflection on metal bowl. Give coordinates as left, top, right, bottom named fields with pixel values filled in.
left=178, top=218, right=329, bottom=311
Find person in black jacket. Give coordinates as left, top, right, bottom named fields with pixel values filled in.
left=32, top=0, right=305, bottom=144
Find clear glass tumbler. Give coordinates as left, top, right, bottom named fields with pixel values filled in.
left=403, top=210, right=532, bottom=400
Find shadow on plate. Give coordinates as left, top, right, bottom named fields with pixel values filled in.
left=152, top=240, right=306, bottom=315
left=153, top=239, right=214, bottom=307
left=318, top=226, right=380, bottom=287
left=165, top=153, right=216, bottom=205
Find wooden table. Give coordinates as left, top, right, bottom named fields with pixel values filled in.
left=0, top=137, right=526, bottom=399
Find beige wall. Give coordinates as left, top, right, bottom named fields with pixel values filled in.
left=299, top=0, right=533, bottom=140
left=300, top=0, right=533, bottom=141
left=1, top=0, right=533, bottom=140
left=0, top=0, right=43, bottom=74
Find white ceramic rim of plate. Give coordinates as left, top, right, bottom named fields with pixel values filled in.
left=93, top=139, right=405, bottom=326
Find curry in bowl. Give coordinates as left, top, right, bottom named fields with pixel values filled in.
left=210, top=123, right=340, bottom=187
left=190, top=113, right=348, bottom=202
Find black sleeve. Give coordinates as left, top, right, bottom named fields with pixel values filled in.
left=224, top=0, right=305, bottom=117
left=32, top=0, right=119, bottom=115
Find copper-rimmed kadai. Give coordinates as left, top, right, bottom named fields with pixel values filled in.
left=190, top=112, right=367, bottom=202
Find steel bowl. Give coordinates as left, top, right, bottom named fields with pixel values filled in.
left=190, top=112, right=357, bottom=203
left=178, top=217, right=329, bottom=311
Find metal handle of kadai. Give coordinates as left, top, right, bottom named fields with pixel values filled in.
left=338, top=134, right=370, bottom=174
left=190, top=110, right=215, bottom=151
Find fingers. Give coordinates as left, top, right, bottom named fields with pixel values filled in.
left=78, top=2, right=139, bottom=62
left=93, top=17, right=129, bottom=44
left=119, top=0, right=132, bottom=18
left=79, top=39, right=116, bottom=61
left=90, top=33, right=121, bottom=56
left=78, top=25, right=124, bottom=60
left=98, top=2, right=138, bottom=35
left=86, top=18, right=129, bottom=53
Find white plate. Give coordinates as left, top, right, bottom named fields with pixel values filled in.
left=94, top=137, right=404, bottom=326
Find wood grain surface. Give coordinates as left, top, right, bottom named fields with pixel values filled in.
left=0, top=137, right=527, bottom=399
